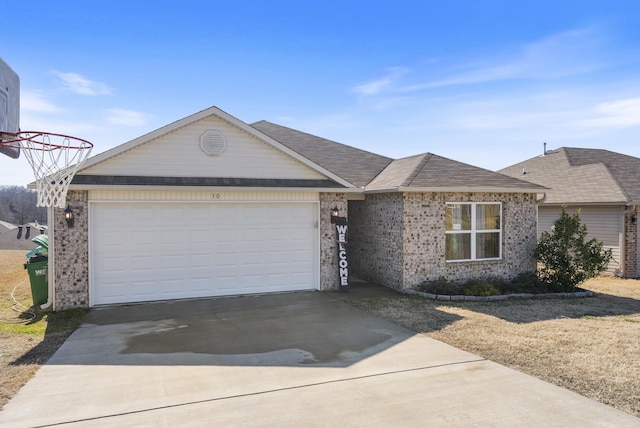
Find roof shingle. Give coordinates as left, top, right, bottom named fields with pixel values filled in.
left=499, top=147, right=640, bottom=204
left=367, top=153, right=546, bottom=192
left=252, top=121, right=392, bottom=188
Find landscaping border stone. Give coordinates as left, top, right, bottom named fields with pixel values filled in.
left=404, top=288, right=594, bottom=301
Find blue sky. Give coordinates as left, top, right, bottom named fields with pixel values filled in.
left=1, top=1, right=640, bottom=185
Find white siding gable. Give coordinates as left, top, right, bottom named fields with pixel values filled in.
left=80, top=116, right=326, bottom=180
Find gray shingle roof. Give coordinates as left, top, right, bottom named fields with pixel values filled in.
left=253, top=121, right=544, bottom=193
left=498, top=147, right=640, bottom=204
left=251, top=121, right=392, bottom=188
left=367, top=153, right=545, bottom=191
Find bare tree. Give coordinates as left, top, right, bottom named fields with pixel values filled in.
left=0, top=186, right=47, bottom=225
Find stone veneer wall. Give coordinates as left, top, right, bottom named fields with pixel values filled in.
left=319, top=193, right=349, bottom=290
left=53, top=190, right=90, bottom=309
left=350, top=192, right=538, bottom=290
left=402, top=192, right=538, bottom=287
left=348, top=193, right=404, bottom=289
left=624, top=208, right=638, bottom=278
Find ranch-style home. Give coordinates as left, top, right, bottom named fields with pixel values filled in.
left=46, top=106, right=545, bottom=310
left=500, top=146, right=640, bottom=278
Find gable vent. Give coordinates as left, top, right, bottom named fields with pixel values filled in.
left=200, top=129, right=227, bottom=156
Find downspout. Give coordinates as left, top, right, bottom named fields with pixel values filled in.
left=40, top=206, right=54, bottom=310
left=619, top=207, right=627, bottom=278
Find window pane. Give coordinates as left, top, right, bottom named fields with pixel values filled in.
left=446, top=204, right=471, bottom=231
left=446, top=233, right=471, bottom=260
left=476, top=204, right=500, bottom=230
left=476, top=232, right=500, bottom=259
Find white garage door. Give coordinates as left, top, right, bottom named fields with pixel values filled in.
left=91, top=202, right=318, bottom=305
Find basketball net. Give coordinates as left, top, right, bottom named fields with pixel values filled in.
left=1, top=132, right=93, bottom=208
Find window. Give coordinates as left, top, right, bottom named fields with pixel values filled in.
left=446, top=202, right=501, bottom=261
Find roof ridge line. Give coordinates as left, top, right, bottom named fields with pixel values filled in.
left=251, top=120, right=393, bottom=161
left=601, top=163, right=632, bottom=202
left=564, top=148, right=631, bottom=202
left=404, top=153, right=432, bottom=187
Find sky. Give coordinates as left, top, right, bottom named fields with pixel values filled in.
left=1, top=0, right=640, bottom=185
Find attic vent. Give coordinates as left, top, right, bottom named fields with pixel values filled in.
left=200, top=129, right=226, bottom=156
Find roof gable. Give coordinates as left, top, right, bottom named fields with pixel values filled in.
left=499, top=147, right=637, bottom=204
left=76, top=107, right=354, bottom=188
left=367, top=153, right=546, bottom=193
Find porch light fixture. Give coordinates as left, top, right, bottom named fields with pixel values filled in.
left=64, top=205, right=75, bottom=228
left=330, top=207, right=339, bottom=223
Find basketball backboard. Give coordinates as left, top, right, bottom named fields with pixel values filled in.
left=0, top=57, right=20, bottom=159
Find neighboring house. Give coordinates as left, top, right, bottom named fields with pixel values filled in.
left=46, top=106, right=545, bottom=310
left=499, top=147, right=640, bottom=278
left=0, top=220, right=47, bottom=250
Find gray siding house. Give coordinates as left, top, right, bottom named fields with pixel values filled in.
left=500, top=147, right=640, bottom=278
left=47, top=106, right=545, bottom=310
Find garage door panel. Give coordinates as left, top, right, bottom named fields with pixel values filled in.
left=129, top=280, right=156, bottom=298
left=160, top=279, right=184, bottom=295
left=91, top=202, right=318, bottom=305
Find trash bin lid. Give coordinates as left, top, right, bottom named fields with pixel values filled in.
left=32, top=234, right=49, bottom=250
left=26, top=246, right=47, bottom=259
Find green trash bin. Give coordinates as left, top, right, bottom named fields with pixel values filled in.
left=24, top=257, right=48, bottom=306
left=24, top=234, right=49, bottom=306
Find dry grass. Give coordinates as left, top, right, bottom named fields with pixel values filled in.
left=347, top=277, right=640, bottom=417
left=0, top=250, right=86, bottom=410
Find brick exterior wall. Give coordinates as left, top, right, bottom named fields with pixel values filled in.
left=349, top=192, right=538, bottom=290
left=624, top=208, right=638, bottom=278
left=349, top=194, right=404, bottom=288
left=53, top=190, right=90, bottom=310
left=52, top=190, right=538, bottom=305
left=319, top=193, right=349, bottom=290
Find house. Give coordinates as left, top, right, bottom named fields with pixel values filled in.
left=46, top=106, right=545, bottom=310
left=0, top=220, right=47, bottom=250
left=499, top=147, right=640, bottom=278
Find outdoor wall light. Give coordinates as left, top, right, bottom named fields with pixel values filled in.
left=64, top=205, right=75, bottom=228
left=330, top=207, right=339, bottom=223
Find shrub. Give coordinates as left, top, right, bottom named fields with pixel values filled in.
left=504, top=271, right=553, bottom=294
left=463, top=281, right=500, bottom=296
left=534, top=207, right=612, bottom=292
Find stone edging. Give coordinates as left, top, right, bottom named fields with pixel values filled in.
left=404, top=288, right=594, bottom=301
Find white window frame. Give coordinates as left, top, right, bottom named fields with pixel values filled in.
left=445, top=202, right=502, bottom=262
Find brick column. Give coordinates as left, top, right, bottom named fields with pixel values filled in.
left=319, top=193, right=348, bottom=290
left=53, top=190, right=90, bottom=309
left=624, top=209, right=638, bottom=278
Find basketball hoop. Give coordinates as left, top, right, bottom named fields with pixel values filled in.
left=0, top=132, right=93, bottom=208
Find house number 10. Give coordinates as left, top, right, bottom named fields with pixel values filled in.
left=212, top=193, right=221, bottom=200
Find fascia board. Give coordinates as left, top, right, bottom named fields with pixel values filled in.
left=364, top=186, right=548, bottom=194
left=539, top=201, right=628, bottom=207
left=67, top=184, right=365, bottom=193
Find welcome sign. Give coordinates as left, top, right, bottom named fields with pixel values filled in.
left=333, top=217, right=349, bottom=291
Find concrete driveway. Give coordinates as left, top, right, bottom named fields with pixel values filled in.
left=1, top=287, right=638, bottom=427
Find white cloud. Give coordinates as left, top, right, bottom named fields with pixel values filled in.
left=352, top=67, right=409, bottom=96
left=369, top=27, right=609, bottom=93
left=574, top=98, right=640, bottom=127
left=104, top=108, right=151, bottom=126
left=20, top=91, right=64, bottom=113
left=54, top=71, right=112, bottom=96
